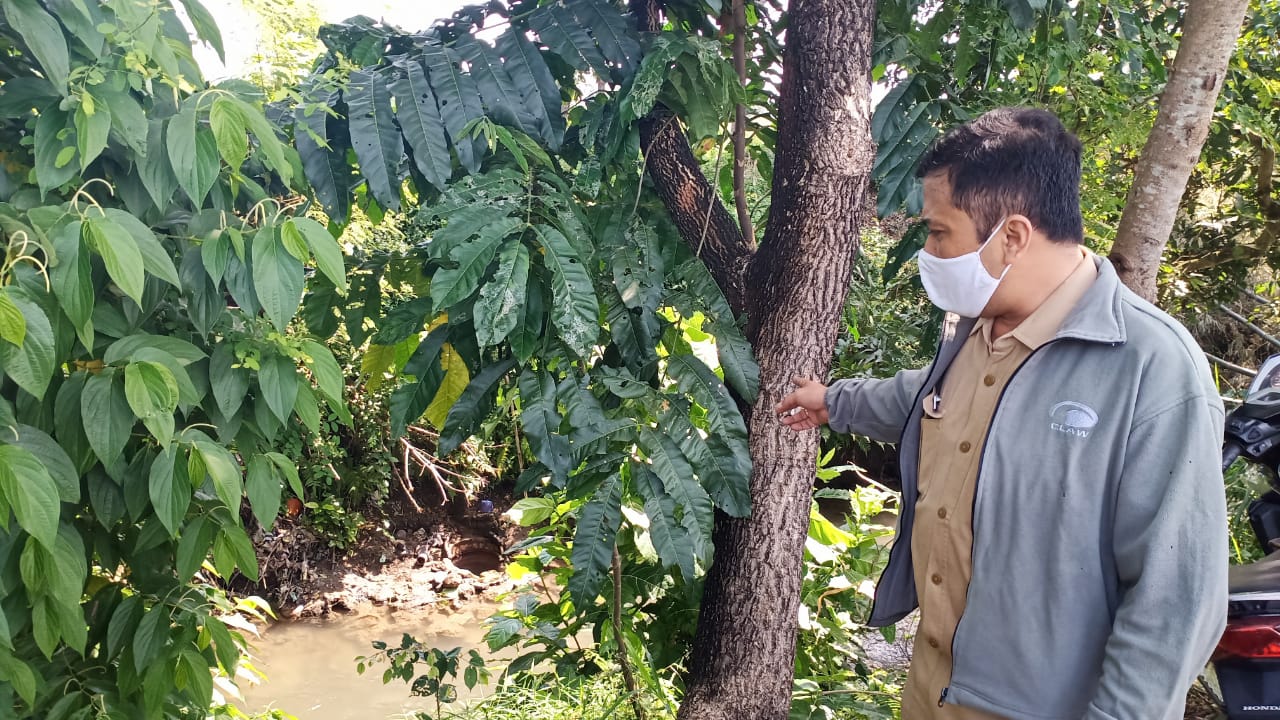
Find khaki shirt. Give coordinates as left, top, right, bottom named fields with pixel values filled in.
left=899, top=250, right=1097, bottom=719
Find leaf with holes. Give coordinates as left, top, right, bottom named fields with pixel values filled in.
left=390, top=59, right=453, bottom=192
left=475, top=238, right=529, bottom=348
left=345, top=69, right=402, bottom=211
left=294, top=93, right=351, bottom=221
left=420, top=44, right=487, bottom=174
left=566, top=0, right=640, bottom=77
left=455, top=34, right=537, bottom=136
left=494, top=27, right=564, bottom=149
left=531, top=224, right=598, bottom=357
left=432, top=215, right=522, bottom=311
left=528, top=3, right=611, bottom=79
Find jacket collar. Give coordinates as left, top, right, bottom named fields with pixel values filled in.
left=941, top=254, right=1126, bottom=355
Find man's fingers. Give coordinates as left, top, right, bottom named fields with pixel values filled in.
left=775, top=393, right=800, bottom=414
left=791, top=376, right=812, bottom=388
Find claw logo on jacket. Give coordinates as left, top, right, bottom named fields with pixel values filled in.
left=1049, top=401, right=1098, bottom=438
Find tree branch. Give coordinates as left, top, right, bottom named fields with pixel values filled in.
left=631, top=0, right=756, bottom=318
left=1218, top=304, right=1280, bottom=350
left=731, top=0, right=754, bottom=243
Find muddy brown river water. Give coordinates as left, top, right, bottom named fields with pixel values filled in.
left=239, top=601, right=501, bottom=719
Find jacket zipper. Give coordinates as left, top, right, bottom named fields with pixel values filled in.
left=940, top=338, right=1064, bottom=706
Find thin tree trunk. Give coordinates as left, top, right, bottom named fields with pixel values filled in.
left=678, top=0, right=875, bottom=716
left=731, top=0, right=754, bottom=242
left=1108, top=0, right=1249, bottom=300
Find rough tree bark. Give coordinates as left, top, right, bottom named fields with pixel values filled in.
left=632, top=0, right=876, bottom=717
left=1108, top=0, right=1249, bottom=300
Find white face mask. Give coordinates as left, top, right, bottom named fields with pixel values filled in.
left=916, top=217, right=1010, bottom=318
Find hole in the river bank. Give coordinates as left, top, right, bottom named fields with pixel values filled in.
left=447, top=535, right=503, bottom=574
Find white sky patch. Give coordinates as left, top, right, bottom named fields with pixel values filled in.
left=193, top=0, right=470, bottom=79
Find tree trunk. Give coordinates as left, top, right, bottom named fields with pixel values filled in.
left=677, top=0, right=876, bottom=716
left=1108, top=0, right=1249, bottom=300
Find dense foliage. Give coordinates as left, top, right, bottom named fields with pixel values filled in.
left=0, top=0, right=347, bottom=715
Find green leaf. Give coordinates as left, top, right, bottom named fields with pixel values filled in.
left=245, top=455, right=280, bottom=531
left=206, top=617, right=239, bottom=674
left=387, top=329, right=447, bottom=438
left=34, top=105, right=76, bottom=194
left=389, top=59, right=452, bottom=192
left=139, top=119, right=177, bottom=209
left=475, top=239, right=530, bottom=347
left=420, top=45, right=487, bottom=174
left=345, top=69, right=402, bottom=211
left=298, top=340, right=343, bottom=405
left=226, top=95, right=292, bottom=185
left=0, top=648, right=37, bottom=705
left=179, top=647, right=214, bottom=707
left=455, top=34, right=538, bottom=136
left=49, top=222, right=93, bottom=346
left=667, top=409, right=751, bottom=519
left=633, top=463, right=695, bottom=582
left=509, top=270, right=544, bottom=363
left=149, top=445, right=188, bottom=536
left=290, top=217, right=347, bottom=294
left=81, top=369, right=133, bottom=467
left=210, top=97, right=248, bottom=169
left=104, top=334, right=206, bottom=366
left=221, top=522, right=258, bottom=580
left=258, top=353, right=299, bottom=425
left=131, top=347, right=201, bottom=407
left=293, top=382, right=320, bottom=433
left=0, top=290, right=54, bottom=399
left=565, top=0, right=640, bottom=75
left=494, top=27, right=564, bottom=150
left=294, top=94, right=351, bottom=222
left=432, top=216, right=522, bottom=311
left=196, top=441, right=242, bottom=518
left=265, top=452, right=303, bottom=500
left=3, top=0, right=71, bottom=91
left=567, top=473, right=621, bottom=603
left=106, top=594, right=142, bottom=660
left=125, top=362, right=179, bottom=446
left=83, top=215, right=145, bottom=306
left=709, top=316, right=759, bottom=404
left=11, top=424, right=79, bottom=502
left=0, top=445, right=60, bottom=547
left=177, top=0, right=225, bottom=61
left=528, top=3, right=611, bottom=79
left=74, top=93, right=111, bottom=169
left=425, top=344, right=470, bottom=429
left=279, top=218, right=309, bottom=261
left=208, top=343, right=249, bottom=419
left=176, top=515, right=215, bottom=581
left=438, top=356, right=517, bottom=455
left=517, top=369, right=571, bottom=482
left=504, top=497, right=556, bottom=526
left=532, top=224, right=598, bottom=357
left=132, top=604, right=168, bottom=672
left=666, top=354, right=748, bottom=450
left=31, top=595, right=60, bottom=659
left=168, top=105, right=221, bottom=206
left=638, top=426, right=712, bottom=561
left=252, top=226, right=305, bottom=332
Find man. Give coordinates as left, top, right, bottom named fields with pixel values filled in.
left=776, top=107, right=1227, bottom=719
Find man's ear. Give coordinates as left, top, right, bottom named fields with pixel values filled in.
left=1001, top=214, right=1035, bottom=262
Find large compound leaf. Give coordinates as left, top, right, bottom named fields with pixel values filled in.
left=455, top=34, right=537, bottom=136
left=388, top=328, right=448, bottom=438
left=528, top=3, right=611, bottom=79
left=517, top=369, right=571, bottom=482
left=566, top=0, right=640, bottom=77
left=475, top=238, right=529, bottom=348
left=345, top=69, right=402, bottom=211
left=420, top=44, right=486, bottom=174
left=567, top=473, right=621, bottom=603
left=531, top=224, right=598, bottom=357
left=176, top=0, right=225, bottom=61
left=639, top=426, right=712, bottom=563
left=666, top=354, right=748, bottom=452
left=390, top=59, right=452, bottom=192
left=294, top=92, right=351, bottom=221
left=431, top=215, right=521, bottom=311
left=494, top=27, right=564, bottom=150
left=632, top=463, right=695, bottom=582
left=665, top=409, right=751, bottom=519
left=508, top=270, right=544, bottom=363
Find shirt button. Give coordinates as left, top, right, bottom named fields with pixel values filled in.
left=937, top=507, right=947, bottom=519
left=928, top=637, right=940, bottom=649
left=959, top=441, right=972, bottom=453
left=931, top=573, right=943, bottom=585
left=983, top=374, right=996, bottom=387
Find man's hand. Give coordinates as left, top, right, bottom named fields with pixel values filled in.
left=775, top=377, right=830, bottom=431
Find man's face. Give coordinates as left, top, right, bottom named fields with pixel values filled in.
left=920, top=173, right=1006, bottom=280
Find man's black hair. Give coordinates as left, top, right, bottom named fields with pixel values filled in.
left=915, top=107, right=1084, bottom=244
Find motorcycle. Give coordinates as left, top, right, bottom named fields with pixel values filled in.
left=1209, top=353, right=1280, bottom=718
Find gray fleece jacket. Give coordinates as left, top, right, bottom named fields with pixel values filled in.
left=825, top=257, right=1228, bottom=720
